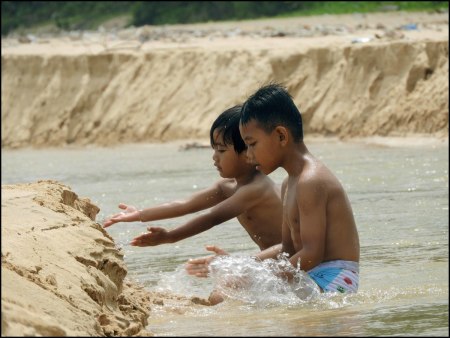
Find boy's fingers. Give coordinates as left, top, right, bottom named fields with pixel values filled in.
left=185, top=264, right=209, bottom=277
left=118, top=203, right=127, bottom=209
left=187, top=258, right=206, bottom=264
left=103, top=216, right=122, bottom=227
left=195, top=273, right=208, bottom=278
left=205, top=245, right=218, bottom=252
left=103, top=221, right=113, bottom=228
left=109, top=212, right=123, bottom=219
left=186, top=269, right=207, bottom=277
left=131, top=233, right=147, bottom=242
left=130, top=238, right=145, bottom=246
left=205, top=245, right=226, bottom=255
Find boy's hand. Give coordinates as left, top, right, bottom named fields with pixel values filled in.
left=129, top=226, right=169, bottom=246
left=103, top=203, right=139, bottom=228
left=185, top=245, right=228, bottom=278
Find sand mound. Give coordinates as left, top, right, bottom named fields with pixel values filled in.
left=1, top=180, right=152, bottom=335
left=1, top=181, right=211, bottom=336
left=1, top=12, right=448, bottom=148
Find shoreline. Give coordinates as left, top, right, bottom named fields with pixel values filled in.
left=2, top=134, right=448, bottom=152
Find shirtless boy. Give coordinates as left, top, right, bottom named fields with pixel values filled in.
left=187, top=84, right=360, bottom=300
left=103, top=105, right=282, bottom=252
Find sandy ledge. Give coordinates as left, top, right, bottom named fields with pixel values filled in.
left=1, top=11, right=448, bottom=149
left=1, top=180, right=210, bottom=336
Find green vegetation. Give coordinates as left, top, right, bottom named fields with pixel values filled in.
left=2, top=1, right=448, bottom=36
left=131, top=1, right=315, bottom=26
left=2, top=1, right=135, bottom=35
left=278, top=1, right=449, bottom=17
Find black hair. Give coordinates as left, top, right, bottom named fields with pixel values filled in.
left=240, top=83, right=303, bottom=142
left=210, top=105, right=246, bottom=154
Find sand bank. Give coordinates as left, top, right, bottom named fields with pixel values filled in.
left=1, top=180, right=209, bottom=336
left=1, top=11, right=448, bottom=148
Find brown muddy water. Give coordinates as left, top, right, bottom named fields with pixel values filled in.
left=2, top=139, right=448, bottom=336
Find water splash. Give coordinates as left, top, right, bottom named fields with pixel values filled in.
left=208, top=253, right=321, bottom=306
left=156, top=265, right=214, bottom=299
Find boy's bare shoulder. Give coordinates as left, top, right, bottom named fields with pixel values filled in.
left=299, top=157, right=332, bottom=181
left=216, top=178, right=237, bottom=192
left=216, top=178, right=236, bottom=187
left=243, top=173, right=279, bottom=197
left=217, top=174, right=278, bottom=199
left=253, top=172, right=277, bottom=187
left=296, top=160, right=340, bottom=195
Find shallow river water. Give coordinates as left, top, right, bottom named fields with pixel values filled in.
left=2, top=139, right=448, bottom=336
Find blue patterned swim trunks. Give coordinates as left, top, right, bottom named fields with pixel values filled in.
left=307, top=260, right=359, bottom=293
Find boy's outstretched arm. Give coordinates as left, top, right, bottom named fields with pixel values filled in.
left=103, top=181, right=226, bottom=228
left=185, top=179, right=288, bottom=278
left=129, top=184, right=262, bottom=246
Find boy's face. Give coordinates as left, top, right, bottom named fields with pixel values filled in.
left=211, top=130, right=248, bottom=178
left=239, top=120, right=281, bottom=175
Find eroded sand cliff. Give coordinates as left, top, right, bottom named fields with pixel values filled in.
left=1, top=180, right=154, bottom=335
left=1, top=11, right=448, bottom=148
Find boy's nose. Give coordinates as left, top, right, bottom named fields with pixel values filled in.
left=245, top=150, right=255, bottom=163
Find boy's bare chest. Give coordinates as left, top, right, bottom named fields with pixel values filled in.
left=237, top=211, right=277, bottom=249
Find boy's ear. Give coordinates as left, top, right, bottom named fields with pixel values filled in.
left=275, top=126, right=289, bottom=146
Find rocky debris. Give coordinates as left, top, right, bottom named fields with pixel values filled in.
left=6, top=12, right=447, bottom=47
